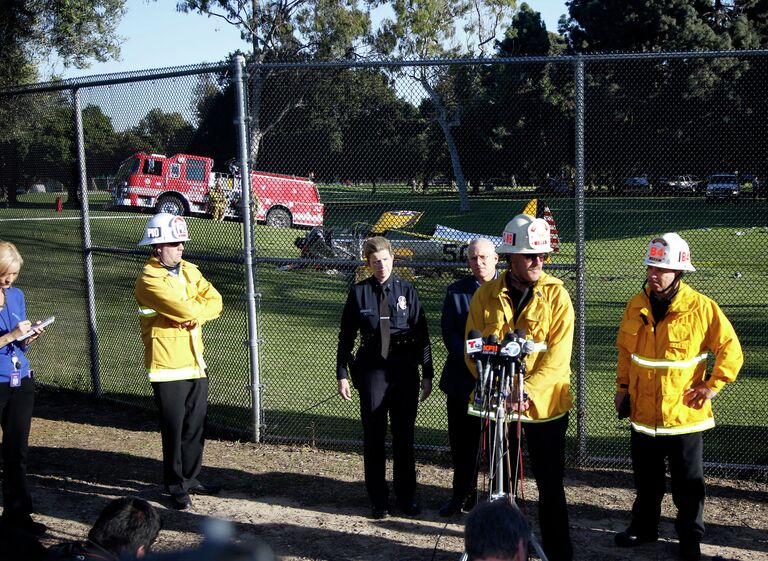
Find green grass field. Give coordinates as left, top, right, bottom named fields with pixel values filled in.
left=3, top=189, right=767, bottom=470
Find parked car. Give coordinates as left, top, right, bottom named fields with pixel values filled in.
left=705, top=174, right=740, bottom=201
left=659, top=175, right=700, bottom=194
left=620, top=175, right=652, bottom=192
left=538, top=177, right=571, bottom=195
left=430, top=175, right=452, bottom=187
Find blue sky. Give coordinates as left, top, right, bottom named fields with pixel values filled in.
left=59, top=1, right=569, bottom=80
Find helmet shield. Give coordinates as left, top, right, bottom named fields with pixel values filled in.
left=497, top=214, right=553, bottom=254
left=644, top=233, right=695, bottom=272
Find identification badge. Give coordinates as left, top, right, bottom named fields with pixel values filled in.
left=10, top=354, right=21, bottom=387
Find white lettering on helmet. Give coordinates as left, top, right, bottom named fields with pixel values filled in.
left=147, top=227, right=161, bottom=238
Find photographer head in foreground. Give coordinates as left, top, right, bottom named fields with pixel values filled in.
left=48, top=496, right=161, bottom=560
left=465, top=499, right=530, bottom=561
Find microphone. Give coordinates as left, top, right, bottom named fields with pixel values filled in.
left=466, top=329, right=484, bottom=379
left=481, top=334, right=499, bottom=388
left=499, top=331, right=521, bottom=360
left=515, top=328, right=536, bottom=356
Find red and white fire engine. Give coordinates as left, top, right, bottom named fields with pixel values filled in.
left=110, top=152, right=324, bottom=228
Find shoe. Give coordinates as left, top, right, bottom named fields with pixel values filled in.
left=462, top=493, right=477, bottom=512
left=171, top=492, right=192, bottom=510
left=396, top=499, right=421, bottom=516
left=189, top=483, right=221, bottom=496
left=371, top=505, right=390, bottom=520
left=439, top=498, right=463, bottom=517
left=679, top=540, right=701, bottom=561
left=2, top=516, right=47, bottom=537
left=614, top=529, right=658, bottom=547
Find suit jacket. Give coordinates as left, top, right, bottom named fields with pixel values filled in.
left=336, top=274, right=433, bottom=381
left=439, top=275, right=480, bottom=400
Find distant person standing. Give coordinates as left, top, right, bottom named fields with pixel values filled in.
left=336, top=236, right=433, bottom=519
left=0, top=240, right=47, bottom=537
left=438, top=238, right=498, bottom=517
left=135, top=213, right=223, bottom=510
left=613, top=233, right=743, bottom=561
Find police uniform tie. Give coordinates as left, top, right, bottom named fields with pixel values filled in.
left=379, top=287, right=390, bottom=359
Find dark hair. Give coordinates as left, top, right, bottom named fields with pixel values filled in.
left=464, top=499, right=531, bottom=561
left=88, top=497, right=161, bottom=556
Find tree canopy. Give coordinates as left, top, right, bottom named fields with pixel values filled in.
left=0, top=0, right=125, bottom=88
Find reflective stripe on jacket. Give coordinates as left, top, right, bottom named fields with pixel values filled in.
left=464, top=271, right=574, bottom=422
left=135, top=257, right=223, bottom=382
left=616, top=281, right=743, bottom=436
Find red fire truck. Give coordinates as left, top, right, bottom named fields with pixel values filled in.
left=110, top=152, right=324, bottom=228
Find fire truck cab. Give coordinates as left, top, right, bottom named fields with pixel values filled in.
left=110, top=152, right=324, bottom=228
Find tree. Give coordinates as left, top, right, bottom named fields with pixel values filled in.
left=133, top=109, right=195, bottom=155
left=491, top=4, right=573, bottom=187
left=0, top=1, right=125, bottom=204
left=0, top=0, right=126, bottom=88
left=174, top=1, right=371, bottom=166
left=561, top=0, right=768, bottom=185
left=373, top=0, right=517, bottom=211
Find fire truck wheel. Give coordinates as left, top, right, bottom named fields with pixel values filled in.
left=266, top=208, right=292, bottom=228
left=156, top=195, right=185, bottom=216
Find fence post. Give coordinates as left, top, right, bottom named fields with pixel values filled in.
left=573, top=56, right=587, bottom=467
left=233, top=55, right=262, bottom=442
left=72, top=87, right=101, bottom=397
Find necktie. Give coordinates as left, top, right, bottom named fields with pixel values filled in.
left=379, top=287, right=390, bottom=359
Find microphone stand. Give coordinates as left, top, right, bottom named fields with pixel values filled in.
left=459, top=337, right=548, bottom=561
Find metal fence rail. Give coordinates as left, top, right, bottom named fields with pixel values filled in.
left=1, top=52, right=765, bottom=478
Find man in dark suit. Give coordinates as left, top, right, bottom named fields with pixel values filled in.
left=439, top=238, right=498, bottom=517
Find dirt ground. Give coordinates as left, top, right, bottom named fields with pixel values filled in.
left=18, top=389, right=768, bottom=561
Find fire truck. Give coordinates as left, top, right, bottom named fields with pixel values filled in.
left=110, top=152, right=324, bottom=228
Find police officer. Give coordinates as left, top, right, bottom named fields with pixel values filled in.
left=336, top=236, right=433, bottom=519
left=135, top=213, right=223, bottom=510
left=465, top=214, right=574, bottom=561
left=439, top=238, right=498, bottom=517
left=614, top=233, right=743, bottom=561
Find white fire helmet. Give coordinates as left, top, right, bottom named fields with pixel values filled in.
left=496, top=214, right=553, bottom=254
left=644, top=233, right=695, bottom=272
left=138, top=213, right=190, bottom=246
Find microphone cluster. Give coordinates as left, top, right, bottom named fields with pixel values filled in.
left=466, top=329, right=535, bottom=412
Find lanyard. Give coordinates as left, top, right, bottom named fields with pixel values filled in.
left=0, top=289, right=18, bottom=356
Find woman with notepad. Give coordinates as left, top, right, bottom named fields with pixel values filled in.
left=0, top=240, right=47, bottom=536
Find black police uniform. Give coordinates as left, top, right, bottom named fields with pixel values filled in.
left=336, top=274, right=433, bottom=512
left=439, top=274, right=483, bottom=512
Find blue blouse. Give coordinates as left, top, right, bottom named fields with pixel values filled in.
left=0, top=287, right=32, bottom=382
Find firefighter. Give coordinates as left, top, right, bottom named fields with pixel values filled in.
left=465, top=214, right=574, bottom=561
left=613, top=233, right=743, bottom=561
left=209, top=178, right=228, bottom=221
left=336, top=236, right=433, bottom=520
left=135, top=213, right=223, bottom=510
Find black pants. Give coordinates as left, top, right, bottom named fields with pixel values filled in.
left=446, top=394, right=480, bottom=503
left=629, top=430, right=705, bottom=543
left=0, top=376, right=35, bottom=521
left=152, top=378, right=208, bottom=496
left=357, top=358, right=420, bottom=508
left=508, top=414, right=572, bottom=561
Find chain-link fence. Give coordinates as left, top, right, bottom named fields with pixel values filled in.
left=1, top=52, right=766, bottom=478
